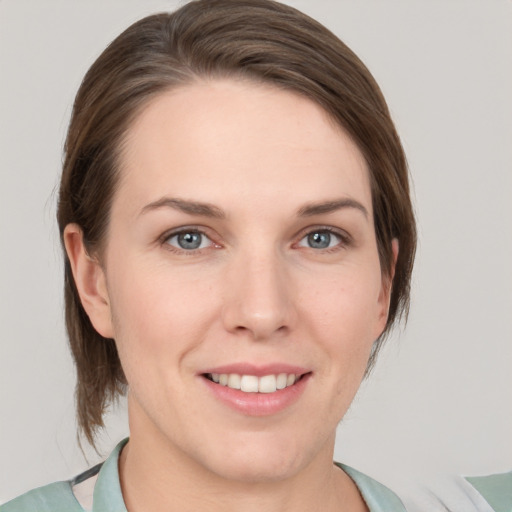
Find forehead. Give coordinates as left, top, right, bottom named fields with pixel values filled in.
left=116, top=79, right=372, bottom=215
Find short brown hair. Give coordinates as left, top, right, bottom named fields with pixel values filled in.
left=57, top=0, right=416, bottom=447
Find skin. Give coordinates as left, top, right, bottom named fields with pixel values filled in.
left=65, top=79, right=396, bottom=512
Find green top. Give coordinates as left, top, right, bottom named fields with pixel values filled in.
left=1, top=439, right=405, bottom=512
left=466, top=471, right=512, bottom=512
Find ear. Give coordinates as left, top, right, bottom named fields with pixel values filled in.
left=63, top=224, right=114, bottom=339
left=377, top=238, right=399, bottom=327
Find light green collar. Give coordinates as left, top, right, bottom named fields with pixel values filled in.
left=92, top=438, right=128, bottom=512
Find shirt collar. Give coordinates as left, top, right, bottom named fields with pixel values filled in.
left=92, top=438, right=129, bottom=512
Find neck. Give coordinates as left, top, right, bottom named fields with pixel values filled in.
left=119, top=401, right=367, bottom=512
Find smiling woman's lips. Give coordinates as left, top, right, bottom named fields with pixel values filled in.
left=199, top=365, right=312, bottom=416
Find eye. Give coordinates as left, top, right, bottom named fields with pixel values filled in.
left=297, top=229, right=344, bottom=250
left=165, top=230, right=213, bottom=251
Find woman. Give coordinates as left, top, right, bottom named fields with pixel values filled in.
left=2, top=0, right=416, bottom=510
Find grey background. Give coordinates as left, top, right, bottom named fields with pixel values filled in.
left=1, top=0, right=511, bottom=504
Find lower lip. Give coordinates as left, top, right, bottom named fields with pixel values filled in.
left=202, top=374, right=311, bottom=416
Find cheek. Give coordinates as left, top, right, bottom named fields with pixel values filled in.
left=106, top=261, right=220, bottom=370
left=299, top=265, right=383, bottom=388
left=303, top=266, right=382, bottom=340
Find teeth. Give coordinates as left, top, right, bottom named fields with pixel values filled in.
left=209, top=372, right=301, bottom=393
left=227, top=373, right=241, bottom=390
left=240, top=375, right=259, bottom=392
left=258, top=374, right=276, bottom=393
left=276, top=373, right=287, bottom=390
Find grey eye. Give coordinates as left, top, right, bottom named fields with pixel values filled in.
left=167, top=231, right=210, bottom=250
left=308, top=231, right=331, bottom=249
left=298, top=230, right=341, bottom=249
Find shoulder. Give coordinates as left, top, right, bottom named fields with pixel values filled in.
left=466, top=470, right=512, bottom=512
left=390, top=473, right=507, bottom=512
left=336, top=463, right=407, bottom=512
left=1, top=439, right=128, bottom=512
left=0, top=481, right=81, bottom=512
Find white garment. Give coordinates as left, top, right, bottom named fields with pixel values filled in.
left=403, top=475, right=495, bottom=512
left=72, top=474, right=97, bottom=512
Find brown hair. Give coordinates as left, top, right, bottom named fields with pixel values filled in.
left=57, top=0, right=416, bottom=447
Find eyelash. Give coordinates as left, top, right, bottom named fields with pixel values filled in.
left=295, top=227, right=351, bottom=253
left=160, top=226, right=351, bottom=255
left=161, top=227, right=219, bottom=255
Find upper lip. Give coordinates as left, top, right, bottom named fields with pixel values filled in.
left=200, top=363, right=310, bottom=377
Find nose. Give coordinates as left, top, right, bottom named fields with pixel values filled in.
left=221, top=249, right=296, bottom=341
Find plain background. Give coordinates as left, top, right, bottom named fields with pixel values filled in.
left=1, top=0, right=511, bottom=505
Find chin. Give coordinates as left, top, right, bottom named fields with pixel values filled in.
left=196, top=432, right=314, bottom=484
left=211, top=455, right=301, bottom=484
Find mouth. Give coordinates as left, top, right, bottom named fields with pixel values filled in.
left=200, top=364, right=311, bottom=415
left=203, top=372, right=307, bottom=394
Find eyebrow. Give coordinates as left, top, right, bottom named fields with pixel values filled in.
left=139, top=196, right=368, bottom=220
left=297, top=198, right=369, bottom=219
left=139, top=197, right=226, bottom=219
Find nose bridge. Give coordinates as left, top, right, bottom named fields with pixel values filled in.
left=222, top=244, right=294, bottom=339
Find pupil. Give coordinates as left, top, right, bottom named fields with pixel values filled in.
left=178, top=232, right=201, bottom=249
left=308, top=231, right=330, bottom=249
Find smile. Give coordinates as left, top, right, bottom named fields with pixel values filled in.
left=206, top=373, right=300, bottom=393
left=201, top=364, right=311, bottom=415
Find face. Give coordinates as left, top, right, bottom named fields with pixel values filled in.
left=74, top=79, right=392, bottom=482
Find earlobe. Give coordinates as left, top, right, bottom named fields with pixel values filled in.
left=63, top=224, right=114, bottom=339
